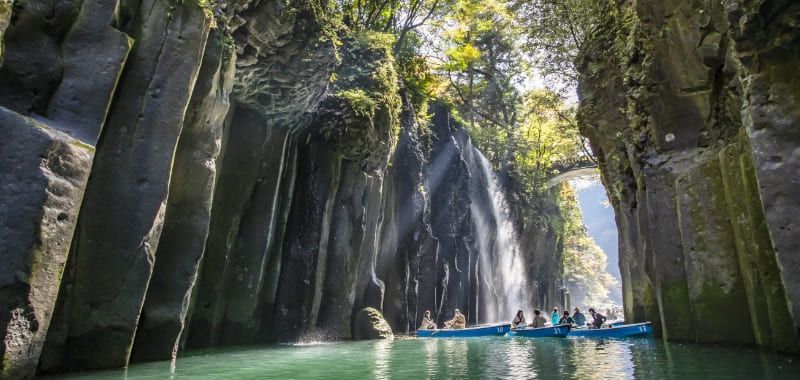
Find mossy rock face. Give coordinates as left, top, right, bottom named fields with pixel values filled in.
left=352, top=307, right=394, bottom=340
left=576, top=0, right=800, bottom=353
left=312, top=32, right=401, bottom=171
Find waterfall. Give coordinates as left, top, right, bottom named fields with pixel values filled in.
left=470, top=149, right=529, bottom=323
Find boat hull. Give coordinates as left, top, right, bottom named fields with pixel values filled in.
left=509, top=324, right=571, bottom=338
left=568, top=322, right=653, bottom=338
left=417, top=324, right=511, bottom=338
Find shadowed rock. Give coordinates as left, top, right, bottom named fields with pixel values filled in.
left=130, top=29, right=236, bottom=364
left=42, top=1, right=212, bottom=371
left=0, top=110, right=93, bottom=380
left=577, top=0, right=800, bottom=352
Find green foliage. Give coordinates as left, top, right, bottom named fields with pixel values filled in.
left=557, top=185, right=619, bottom=308
left=313, top=0, right=616, bottom=312
left=510, top=90, right=583, bottom=192
left=438, top=0, right=524, bottom=130
left=321, top=30, right=402, bottom=162
left=336, top=89, right=378, bottom=117
left=518, top=0, right=607, bottom=94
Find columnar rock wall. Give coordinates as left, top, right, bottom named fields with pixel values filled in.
left=577, top=0, right=800, bottom=352
left=0, top=1, right=567, bottom=378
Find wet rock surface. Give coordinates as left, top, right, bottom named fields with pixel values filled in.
left=352, top=307, right=394, bottom=340
left=1, top=2, right=564, bottom=376
left=577, top=0, right=800, bottom=352
left=6, top=0, right=797, bottom=377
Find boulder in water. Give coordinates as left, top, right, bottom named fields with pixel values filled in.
left=352, top=308, right=394, bottom=340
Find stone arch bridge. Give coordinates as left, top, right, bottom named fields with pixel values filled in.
left=544, top=156, right=598, bottom=188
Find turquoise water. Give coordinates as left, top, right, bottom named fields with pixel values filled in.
left=47, top=337, right=800, bottom=379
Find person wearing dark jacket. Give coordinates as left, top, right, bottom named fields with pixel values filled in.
left=558, top=310, right=575, bottom=325
left=572, top=307, right=587, bottom=327
left=589, top=308, right=606, bottom=328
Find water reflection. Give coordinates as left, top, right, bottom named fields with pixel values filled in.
left=372, top=340, right=392, bottom=379
left=443, top=339, right=469, bottom=378
left=169, top=358, right=177, bottom=380
left=504, top=338, right=537, bottom=378
left=568, top=339, right=635, bottom=379
left=424, top=338, right=439, bottom=378
left=43, top=336, right=800, bottom=380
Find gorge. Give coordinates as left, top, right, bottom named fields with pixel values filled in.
left=0, top=0, right=799, bottom=379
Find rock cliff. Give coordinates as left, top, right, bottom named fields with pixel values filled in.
left=577, top=0, right=800, bottom=352
left=0, top=1, right=566, bottom=378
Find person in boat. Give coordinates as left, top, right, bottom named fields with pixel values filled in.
left=607, top=308, right=618, bottom=320
left=420, top=310, right=437, bottom=330
left=550, top=307, right=560, bottom=325
left=444, top=308, right=466, bottom=329
left=512, top=310, right=527, bottom=329
left=529, top=309, right=548, bottom=328
left=572, top=307, right=587, bottom=327
left=589, top=308, right=607, bottom=329
left=558, top=310, right=575, bottom=325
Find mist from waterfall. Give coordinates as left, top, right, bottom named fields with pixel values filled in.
left=471, top=150, right=529, bottom=323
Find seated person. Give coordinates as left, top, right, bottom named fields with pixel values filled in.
left=512, top=310, right=527, bottom=329
left=444, top=308, right=466, bottom=329
left=528, top=309, right=548, bottom=328
left=589, top=308, right=607, bottom=329
left=550, top=307, right=560, bottom=325
left=558, top=310, right=575, bottom=325
left=572, top=307, right=587, bottom=327
left=419, top=310, right=436, bottom=330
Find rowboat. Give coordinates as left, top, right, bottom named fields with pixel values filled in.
left=568, top=322, right=653, bottom=338
left=416, top=323, right=511, bottom=338
left=508, top=324, right=571, bottom=338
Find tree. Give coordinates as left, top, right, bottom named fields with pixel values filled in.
left=337, top=0, right=452, bottom=53
left=517, top=0, right=606, bottom=94
left=437, top=0, right=527, bottom=169
left=558, top=185, right=619, bottom=308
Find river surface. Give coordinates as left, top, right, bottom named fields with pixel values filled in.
left=47, top=337, right=800, bottom=379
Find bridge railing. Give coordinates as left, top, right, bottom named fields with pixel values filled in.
left=548, top=155, right=597, bottom=174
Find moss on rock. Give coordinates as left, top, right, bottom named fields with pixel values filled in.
left=352, top=307, right=394, bottom=340
left=313, top=31, right=401, bottom=170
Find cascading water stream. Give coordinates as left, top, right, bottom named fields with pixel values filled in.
left=470, top=149, right=529, bottom=323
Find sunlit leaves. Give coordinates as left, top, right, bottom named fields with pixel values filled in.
left=444, top=44, right=481, bottom=70
left=558, top=185, right=619, bottom=308
left=518, top=0, right=607, bottom=94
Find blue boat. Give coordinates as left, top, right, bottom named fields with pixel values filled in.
left=416, top=323, right=511, bottom=338
left=508, top=324, right=571, bottom=338
left=568, top=322, right=653, bottom=338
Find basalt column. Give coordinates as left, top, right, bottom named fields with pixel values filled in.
left=426, top=107, right=480, bottom=325
left=41, top=2, right=212, bottom=371
left=0, top=1, right=130, bottom=377
left=577, top=0, right=800, bottom=352
left=272, top=33, right=400, bottom=341
left=130, top=29, right=236, bottom=363
left=184, top=0, right=337, bottom=348
left=728, top=0, right=800, bottom=347
left=374, top=95, right=438, bottom=333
